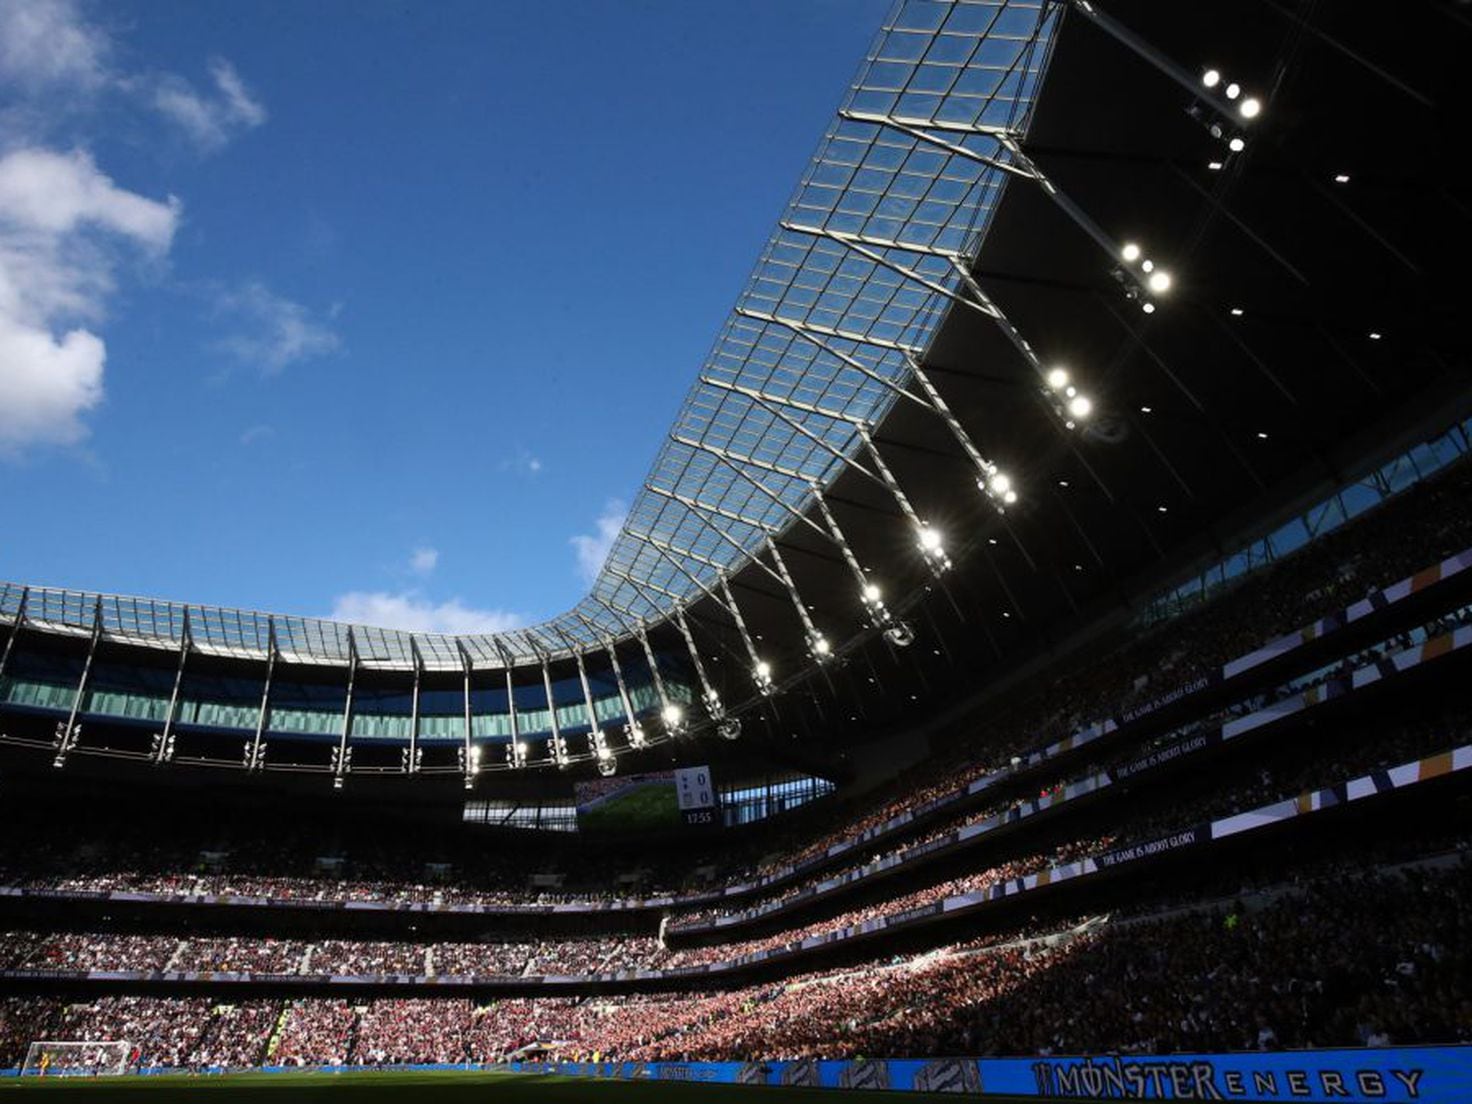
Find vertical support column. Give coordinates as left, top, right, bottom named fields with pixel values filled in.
left=635, top=625, right=683, bottom=736
left=405, top=639, right=423, bottom=775
left=458, top=642, right=476, bottom=787
left=905, top=355, right=1014, bottom=509
left=245, top=619, right=276, bottom=771
left=600, top=634, right=646, bottom=750
left=810, top=485, right=913, bottom=646
left=857, top=426, right=951, bottom=574
left=766, top=540, right=830, bottom=662
left=54, top=597, right=103, bottom=768
left=504, top=663, right=526, bottom=767
left=575, top=652, right=614, bottom=774
left=332, top=629, right=358, bottom=790
left=717, top=576, right=772, bottom=695
left=0, top=587, right=27, bottom=688
left=673, top=609, right=738, bottom=740
left=540, top=658, right=568, bottom=767
left=155, top=611, right=190, bottom=764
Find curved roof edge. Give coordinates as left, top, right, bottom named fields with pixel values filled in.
left=2, top=0, right=1063, bottom=671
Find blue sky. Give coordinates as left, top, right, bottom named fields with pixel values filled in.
left=0, top=0, right=892, bottom=631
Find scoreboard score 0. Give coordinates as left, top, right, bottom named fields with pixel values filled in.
left=674, top=766, right=718, bottom=827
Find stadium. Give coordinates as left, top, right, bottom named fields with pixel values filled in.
left=1, top=0, right=1470, bottom=1100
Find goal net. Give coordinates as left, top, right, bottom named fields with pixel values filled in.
left=21, top=1041, right=132, bottom=1077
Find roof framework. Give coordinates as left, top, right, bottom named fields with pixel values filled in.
left=0, top=0, right=1062, bottom=673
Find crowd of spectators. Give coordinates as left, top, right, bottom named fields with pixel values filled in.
left=4, top=855, right=1465, bottom=1067
left=171, top=937, right=303, bottom=974
left=0, top=681, right=1461, bottom=998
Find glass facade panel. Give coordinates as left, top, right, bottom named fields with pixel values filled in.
left=1143, top=417, right=1472, bottom=626
left=175, top=669, right=265, bottom=732
left=718, top=774, right=836, bottom=827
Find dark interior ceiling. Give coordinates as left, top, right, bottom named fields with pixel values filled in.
left=668, top=0, right=1472, bottom=778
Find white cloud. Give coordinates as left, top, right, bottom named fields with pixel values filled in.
left=329, top=590, right=523, bottom=635
left=570, top=498, right=627, bottom=586
left=0, top=0, right=108, bottom=93
left=212, top=281, right=340, bottom=374
left=239, top=423, right=273, bottom=446
left=151, top=58, right=266, bottom=153
left=0, top=146, right=180, bottom=454
left=409, top=546, right=438, bottom=575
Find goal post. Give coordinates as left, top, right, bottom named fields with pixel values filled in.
left=21, top=1041, right=132, bottom=1077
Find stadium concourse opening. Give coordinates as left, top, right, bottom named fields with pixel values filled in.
left=2, top=0, right=1472, bottom=1101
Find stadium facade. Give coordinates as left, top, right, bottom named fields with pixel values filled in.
left=1, top=0, right=1471, bottom=1092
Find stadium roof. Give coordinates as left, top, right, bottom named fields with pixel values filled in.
left=3, top=0, right=1468, bottom=771
left=1, top=0, right=1064, bottom=670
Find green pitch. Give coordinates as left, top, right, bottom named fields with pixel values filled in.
left=0, top=1069, right=1045, bottom=1102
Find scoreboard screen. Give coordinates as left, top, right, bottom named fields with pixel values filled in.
left=674, top=766, right=717, bottom=827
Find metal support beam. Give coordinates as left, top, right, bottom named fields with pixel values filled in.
left=857, top=427, right=920, bottom=530
left=155, top=612, right=190, bottom=764
left=504, top=661, right=525, bottom=766
left=633, top=624, right=681, bottom=733
left=458, top=642, right=475, bottom=784
left=719, top=576, right=772, bottom=693
left=54, top=597, right=102, bottom=768
left=0, top=587, right=27, bottom=687
left=642, top=485, right=790, bottom=586
left=574, top=651, right=616, bottom=772
left=838, top=107, right=1018, bottom=142
left=539, top=657, right=568, bottom=767
left=407, top=639, right=423, bottom=775
left=903, top=353, right=1010, bottom=505
left=809, top=485, right=867, bottom=589
left=735, top=307, right=1008, bottom=501
left=838, top=108, right=1034, bottom=180
left=736, top=308, right=929, bottom=409
left=780, top=221, right=1001, bottom=323
left=622, top=530, right=738, bottom=617
left=765, top=539, right=829, bottom=659
left=575, top=615, right=645, bottom=750
left=333, top=629, right=358, bottom=789
left=847, top=103, right=1167, bottom=301
left=1066, top=1, right=1255, bottom=121
left=245, top=619, right=276, bottom=771
left=574, top=651, right=601, bottom=736
left=668, top=435, right=834, bottom=542
left=700, top=376, right=889, bottom=490
left=701, top=373, right=872, bottom=428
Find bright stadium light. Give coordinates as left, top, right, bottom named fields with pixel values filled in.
left=1121, top=242, right=1141, bottom=263
left=753, top=659, right=774, bottom=694
left=863, top=582, right=882, bottom=604
left=1228, top=136, right=1246, bottom=153
left=1148, top=270, right=1172, bottom=294
left=989, top=472, right=1011, bottom=495
left=1202, top=69, right=1221, bottom=89
left=810, top=634, right=832, bottom=660
left=1047, top=367, right=1070, bottom=389
left=1239, top=96, right=1261, bottom=119
left=1068, top=395, right=1093, bottom=419
left=661, top=703, right=684, bottom=729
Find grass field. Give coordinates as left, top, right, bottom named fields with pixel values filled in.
left=0, top=1069, right=1048, bottom=1102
